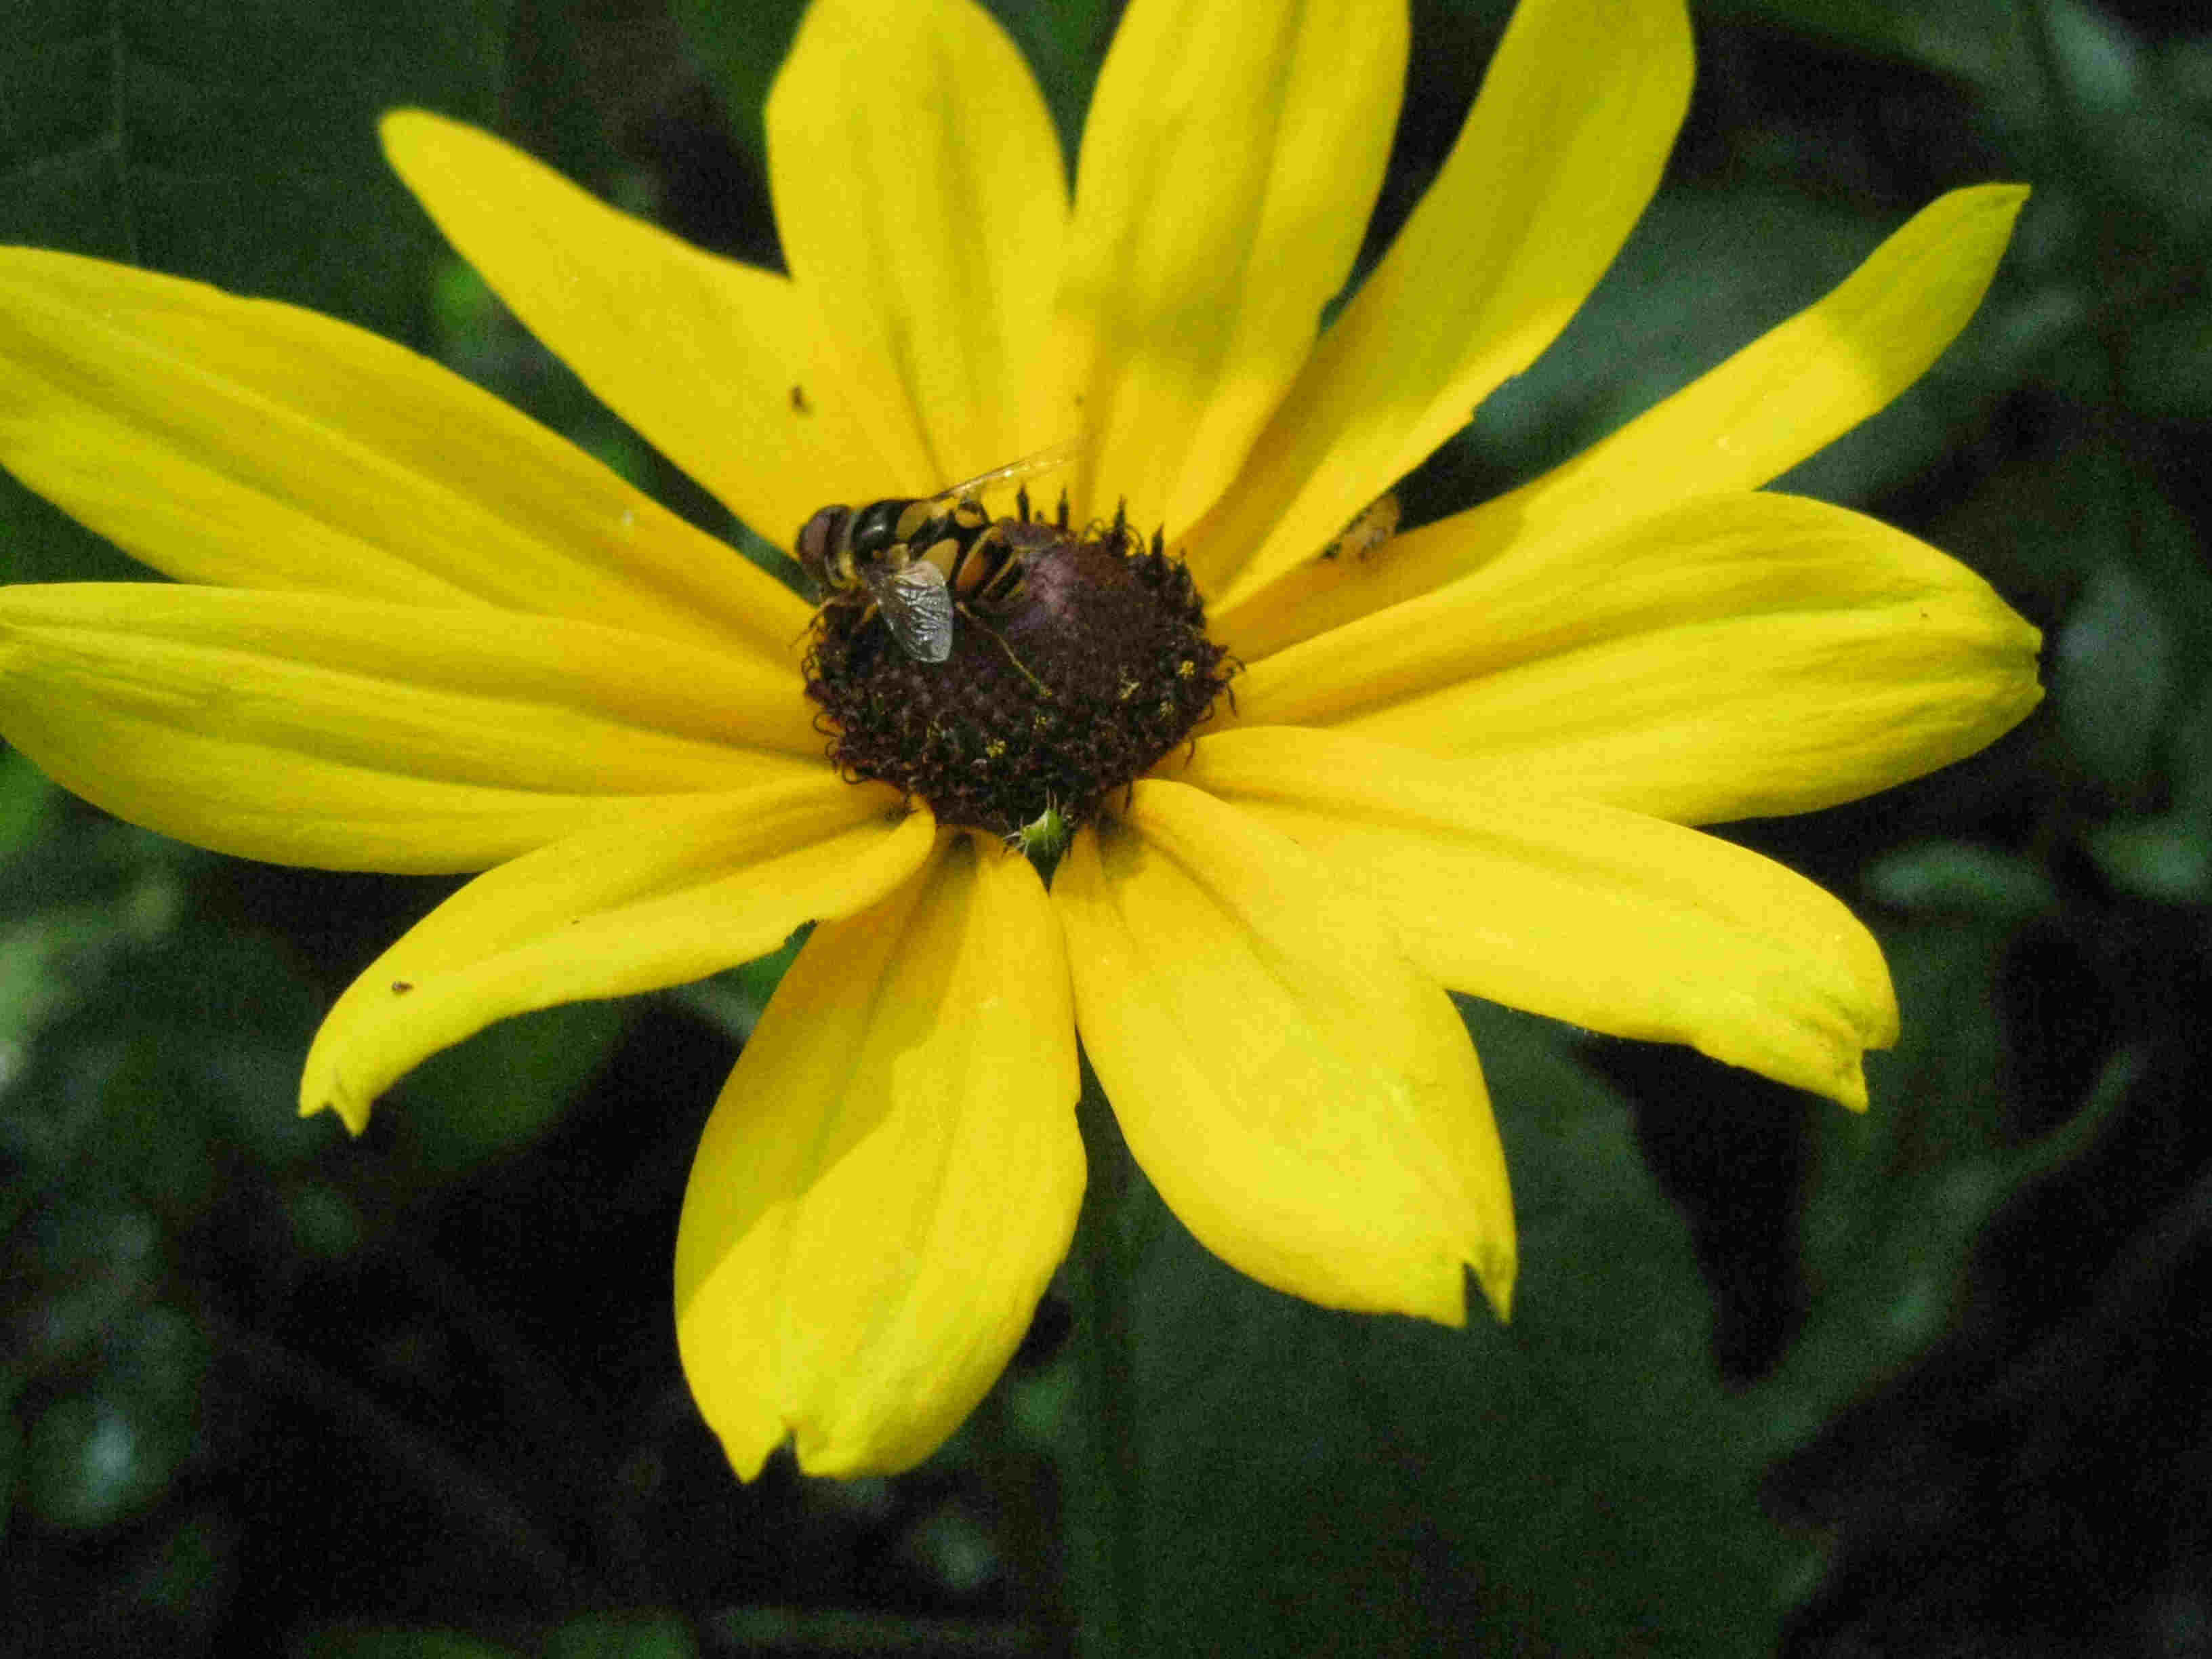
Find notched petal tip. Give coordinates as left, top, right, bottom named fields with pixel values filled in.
left=1833, top=1057, right=1873, bottom=1115
left=1179, top=726, right=1905, bottom=1114
left=678, top=836, right=1084, bottom=1482
left=1057, top=787, right=1517, bottom=1328
left=1477, top=1249, right=1516, bottom=1325
left=297, top=788, right=932, bottom=1151
left=300, top=1086, right=373, bottom=1138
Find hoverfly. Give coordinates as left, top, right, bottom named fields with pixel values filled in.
left=796, top=443, right=1078, bottom=663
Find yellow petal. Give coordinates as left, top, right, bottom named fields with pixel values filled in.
left=1216, top=184, right=2030, bottom=657
left=1170, top=726, right=1896, bottom=1109
left=302, top=781, right=928, bottom=1132
left=1481, top=184, right=2032, bottom=547
left=676, top=833, right=1083, bottom=1479
left=1054, top=780, right=1513, bottom=1324
left=0, top=245, right=807, bottom=665
left=1036, top=0, right=1407, bottom=533
left=1228, top=491, right=2042, bottom=824
left=379, top=110, right=928, bottom=555
left=0, top=584, right=823, bottom=872
left=766, top=0, right=1068, bottom=485
left=1191, top=0, right=1692, bottom=607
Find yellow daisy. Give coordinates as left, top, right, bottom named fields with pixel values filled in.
left=0, top=0, right=2039, bottom=1479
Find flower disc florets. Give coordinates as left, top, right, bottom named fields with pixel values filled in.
left=803, top=512, right=1233, bottom=839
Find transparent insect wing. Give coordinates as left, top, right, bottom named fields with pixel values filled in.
left=926, top=440, right=1080, bottom=513
left=869, top=558, right=956, bottom=662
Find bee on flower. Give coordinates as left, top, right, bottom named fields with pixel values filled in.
left=0, top=0, right=2039, bottom=1481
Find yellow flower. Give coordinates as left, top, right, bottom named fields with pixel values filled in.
left=0, top=0, right=2038, bottom=1479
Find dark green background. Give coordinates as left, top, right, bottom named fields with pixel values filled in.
left=5, top=1, right=2209, bottom=1654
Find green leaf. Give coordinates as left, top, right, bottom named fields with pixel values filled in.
left=24, top=1395, right=147, bottom=1530
left=1750, top=918, right=2128, bottom=1452
left=544, top=1612, right=699, bottom=1659
left=0, top=750, right=58, bottom=861
left=1864, top=840, right=2060, bottom=921
left=1086, top=935, right=2127, bottom=1655
left=1, top=0, right=505, bottom=320
left=1, top=0, right=508, bottom=585
left=2125, top=296, right=2212, bottom=420
left=670, top=0, right=1108, bottom=168
left=1467, top=184, right=2014, bottom=510
left=23, top=1304, right=207, bottom=1530
left=5, top=1192, right=163, bottom=1369
left=396, top=1000, right=628, bottom=1174
left=668, top=928, right=807, bottom=1044
left=285, top=1180, right=366, bottom=1261
left=1696, top=0, right=2040, bottom=109
left=2084, top=812, right=2212, bottom=901
left=298, top=1630, right=525, bottom=1659
left=985, top=0, right=1115, bottom=161
left=1102, top=1002, right=1807, bottom=1657
left=0, top=1408, right=20, bottom=1532
left=666, top=0, right=807, bottom=159
left=2055, top=562, right=2177, bottom=796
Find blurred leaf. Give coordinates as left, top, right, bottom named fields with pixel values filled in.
left=152, top=925, right=332, bottom=1169
left=9, top=1192, right=163, bottom=1369
left=2169, top=674, right=2212, bottom=812
left=99, top=1037, right=222, bottom=1219
left=0, top=836, right=186, bottom=1068
left=2162, top=33, right=2212, bottom=112
left=2036, top=0, right=2145, bottom=114
left=987, top=0, right=1115, bottom=161
left=0, top=912, right=139, bottom=1071
left=499, top=0, right=634, bottom=196
left=0, top=467, right=149, bottom=588
left=25, top=1394, right=146, bottom=1530
left=667, top=928, right=806, bottom=1044
left=0, top=750, right=59, bottom=861
left=3, top=0, right=504, bottom=313
left=137, top=1511, right=236, bottom=1638
left=299, top=1631, right=525, bottom=1659
left=2055, top=562, right=2177, bottom=796
left=1, top=0, right=138, bottom=261
left=396, top=1000, right=628, bottom=1174
left=2078, top=100, right=2212, bottom=244
left=1101, top=1002, right=1807, bottom=1656
left=1698, top=0, right=2135, bottom=123
left=1864, top=841, right=2059, bottom=921
left=1944, top=451, right=2212, bottom=704
left=672, top=0, right=1105, bottom=168
left=1467, top=184, right=2016, bottom=510
left=285, top=1181, right=366, bottom=1261
left=1753, top=920, right=2128, bottom=1448
left=1090, top=922, right=2133, bottom=1655
left=0, top=0, right=507, bottom=588
left=24, top=1301, right=206, bottom=1529
left=0, top=1408, right=19, bottom=1530
left=666, top=0, right=806, bottom=157
left=0, top=864, right=331, bottom=1215
left=2124, top=298, right=2212, bottom=420
left=1007, top=1346, right=1076, bottom=1454
left=2083, top=813, right=2211, bottom=902
left=901, top=1503, right=1000, bottom=1595
left=544, top=1611, right=698, bottom=1659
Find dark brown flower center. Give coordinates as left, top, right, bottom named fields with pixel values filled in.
left=802, top=510, right=1234, bottom=842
